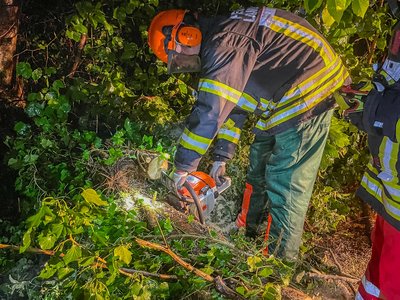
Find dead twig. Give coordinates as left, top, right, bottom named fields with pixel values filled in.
left=67, top=33, right=87, bottom=78
left=119, top=268, right=178, bottom=281
left=306, top=272, right=359, bottom=284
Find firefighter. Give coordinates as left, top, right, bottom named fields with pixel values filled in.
left=339, top=13, right=400, bottom=300
left=148, top=7, right=350, bottom=259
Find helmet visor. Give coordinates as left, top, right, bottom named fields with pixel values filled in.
left=167, top=51, right=201, bottom=74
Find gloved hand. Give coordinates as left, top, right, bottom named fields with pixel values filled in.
left=209, top=161, right=226, bottom=186
left=172, top=170, right=188, bottom=192
left=338, top=82, right=372, bottom=129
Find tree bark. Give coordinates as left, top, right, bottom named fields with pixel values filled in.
left=0, top=0, right=19, bottom=88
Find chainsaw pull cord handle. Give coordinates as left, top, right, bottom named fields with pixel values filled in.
left=183, top=180, right=205, bottom=225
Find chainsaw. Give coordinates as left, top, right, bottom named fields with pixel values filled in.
left=162, top=171, right=231, bottom=224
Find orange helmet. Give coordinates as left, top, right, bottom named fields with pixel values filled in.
left=148, top=9, right=202, bottom=63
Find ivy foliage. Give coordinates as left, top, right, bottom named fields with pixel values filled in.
left=1, top=0, right=397, bottom=298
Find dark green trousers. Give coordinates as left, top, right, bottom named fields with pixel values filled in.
left=242, top=110, right=333, bottom=259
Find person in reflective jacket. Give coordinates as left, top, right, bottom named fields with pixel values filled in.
left=340, top=19, right=400, bottom=299
left=148, top=7, right=350, bottom=259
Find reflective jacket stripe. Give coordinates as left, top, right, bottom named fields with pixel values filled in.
left=362, top=168, right=400, bottom=221
left=198, top=79, right=241, bottom=104
left=361, top=171, right=383, bottom=201
left=277, top=56, right=342, bottom=108
left=255, top=64, right=347, bottom=130
left=179, top=128, right=212, bottom=155
left=237, top=92, right=258, bottom=112
left=259, top=97, right=269, bottom=111
left=378, top=136, right=399, bottom=183
left=367, top=163, right=400, bottom=201
left=268, top=15, right=334, bottom=65
left=217, top=127, right=241, bottom=144
left=361, top=276, right=380, bottom=298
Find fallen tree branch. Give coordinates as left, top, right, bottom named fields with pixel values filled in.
left=1, top=243, right=176, bottom=282
left=119, top=268, right=178, bottom=281
left=135, top=238, right=246, bottom=300
left=0, top=243, right=58, bottom=256
left=306, top=272, right=359, bottom=283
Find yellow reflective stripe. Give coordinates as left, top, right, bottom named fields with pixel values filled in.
left=361, top=172, right=383, bottom=201
left=270, top=15, right=334, bottom=65
left=396, top=119, right=400, bottom=142
left=277, top=56, right=342, bottom=108
left=383, top=191, right=400, bottom=221
left=259, top=97, right=270, bottom=110
left=237, top=92, right=258, bottom=112
left=367, top=162, right=379, bottom=175
left=179, top=127, right=212, bottom=155
left=199, top=79, right=241, bottom=104
left=362, top=169, right=400, bottom=221
left=217, top=127, right=241, bottom=144
left=224, top=118, right=235, bottom=129
left=378, top=137, right=399, bottom=183
left=257, top=64, right=347, bottom=130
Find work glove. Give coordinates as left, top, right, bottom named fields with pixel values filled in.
left=337, top=82, right=372, bottom=129
left=172, top=170, right=188, bottom=192
left=209, top=161, right=226, bottom=186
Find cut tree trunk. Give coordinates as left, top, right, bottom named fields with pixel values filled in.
left=0, top=0, right=19, bottom=88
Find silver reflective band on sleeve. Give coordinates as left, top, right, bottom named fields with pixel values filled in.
left=198, top=79, right=241, bottom=104
left=237, top=93, right=258, bottom=112
left=378, top=137, right=399, bottom=182
left=361, top=276, right=380, bottom=298
left=383, top=196, right=400, bottom=219
left=217, top=128, right=241, bottom=144
left=361, top=174, right=383, bottom=200
left=179, top=128, right=212, bottom=155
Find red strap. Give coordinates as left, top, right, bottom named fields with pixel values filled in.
left=262, top=214, right=272, bottom=256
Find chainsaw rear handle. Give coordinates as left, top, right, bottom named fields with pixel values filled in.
left=183, top=180, right=205, bottom=224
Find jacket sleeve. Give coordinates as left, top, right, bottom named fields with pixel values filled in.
left=212, top=108, right=248, bottom=161
left=361, top=87, right=400, bottom=142
left=174, top=33, right=260, bottom=172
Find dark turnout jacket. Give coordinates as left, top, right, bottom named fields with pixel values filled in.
left=175, top=7, right=350, bottom=172
left=354, top=84, right=400, bottom=230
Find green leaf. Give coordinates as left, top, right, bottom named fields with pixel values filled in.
left=247, top=256, right=262, bottom=272
left=32, top=68, right=43, bottom=81
left=39, top=264, right=58, bottom=279
left=236, top=286, right=246, bottom=296
left=14, top=122, right=30, bottom=135
left=81, top=188, right=108, bottom=206
left=16, top=62, right=32, bottom=79
left=327, top=0, right=351, bottom=23
left=57, top=267, right=73, bottom=279
left=26, top=103, right=44, bottom=117
left=63, top=245, right=82, bottom=265
left=259, top=267, right=273, bottom=278
left=322, top=5, right=336, bottom=28
left=52, top=79, right=65, bottom=92
left=304, top=0, right=323, bottom=13
left=38, top=233, right=57, bottom=250
left=20, top=228, right=32, bottom=253
left=114, top=245, right=132, bottom=265
left=352, top=0, right=369, bottom=18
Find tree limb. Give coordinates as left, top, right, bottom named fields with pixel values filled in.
left=135, top=238, right=246, bottom=300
